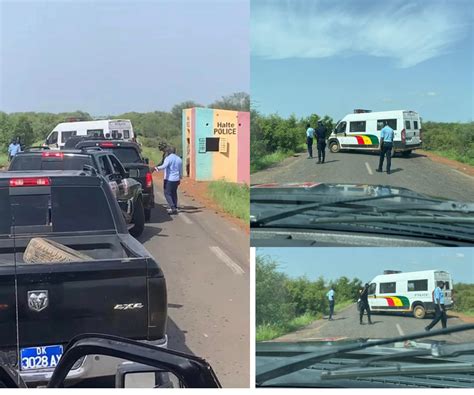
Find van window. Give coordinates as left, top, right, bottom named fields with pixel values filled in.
left=87, top=129, right=104, bottom=137
left=377, top=119, right=397, bottom=130
left=380, top=282, right=396, bottom=294
left=407, top=279, right=428, bottom=292
left=335, top=121, right=346, bottom=134
left=368, top=283, right=376, bottom=295
left=61, top=131, right=77, bottom=143
left=123, top=130, right=130, bottom=139
left=413, top=121, right=419, bottom=129
left=405, top=121, right=411, bottom=129
left=349, top=121, right=366, bottom=133
left=48, top=131, right=58, bottom=145
left=444, top=282, right=450, bottom=290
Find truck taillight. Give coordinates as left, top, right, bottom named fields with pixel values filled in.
left=100, top=142, right=114, bottom=148
left=9, top=177, right=51, bottom=187
left=145, top=172, right=153, bottom=188
left=401, top=128, right=406, bottom=144
left=42, top=152, right=64, bottom=159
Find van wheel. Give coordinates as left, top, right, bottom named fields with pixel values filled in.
left=402, top=150, right=412, bottom=157
left=130, top=197, right=145, bottom=238
left=413, top=305, right=426, bottom=319
left=329, top=141, right=340, bottom=153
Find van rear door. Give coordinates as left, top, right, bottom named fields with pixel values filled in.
left=435, top=271, right=453, bottom=307
left=403, top=111, right=421, bottom=146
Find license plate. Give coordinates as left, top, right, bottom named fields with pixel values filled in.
left=20, top=345, right=63, bottom=371
left=128, top=169, right=140, bottom=178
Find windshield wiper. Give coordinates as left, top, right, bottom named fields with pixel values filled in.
left=256, top=324, right=474, bottom=385
left=251, top=195, right=474, bottom=226
left=321, top=342, right=474, bottom=380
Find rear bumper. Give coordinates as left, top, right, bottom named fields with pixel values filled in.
left=393, top=142, right=422, bottom=152
left=142, top=191, right=155, bottom=209
left=20, top=335, right=168, bottom=387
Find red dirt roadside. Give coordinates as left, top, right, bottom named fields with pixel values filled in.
left=418, top=150, right=474, bottom=177
left=152, top=171, right=249, bottom=234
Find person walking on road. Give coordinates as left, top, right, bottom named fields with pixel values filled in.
left=359, top=283, right=373, bottom=325
left=425, top=281, right=447, bottom=331
left=8, top=138, right=22, bottom=162
left=306, top=123, right=315, bottom=159
left=326, top=286, right=335, bottom=320
left=153, top=146, right=182, bottom=215
left=315, top=120, right=327, bottom=164
left=376, top=121, right=395, bottom=174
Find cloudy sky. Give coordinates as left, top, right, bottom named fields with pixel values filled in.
left=1, top=0, right=249, bottom=114
left=251, top=0, right=473, bottom=121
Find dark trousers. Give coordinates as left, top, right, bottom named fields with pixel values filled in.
left=359, top=301, right=372, bottom=323
left=426, top=304, right=447, bottom=330
left=306, top=137, right=313, bottom=157
left=329, top=300, right=334, bottom=319
left=317, top=142, right=326, bottom=162
left=378, top=142, right=393, bottom=172
left=164, top=180, right=179, bottom=210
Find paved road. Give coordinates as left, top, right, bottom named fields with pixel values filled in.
left=252, top=150, right=474, bottom=202
left=275, top=304, right=474, bottom=344
left=135, top=179, right=250, bottom=388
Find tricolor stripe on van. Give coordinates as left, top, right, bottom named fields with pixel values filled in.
left=354, top=135, right=379, bottom=145
left=371, top=295, right=410, bottom=307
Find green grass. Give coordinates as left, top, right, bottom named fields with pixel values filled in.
left=256, top=300, right=354, bottom=342
left=454, top=309, right=474, bottom=317
left=430, top=149, right=474, bottom=167
left=207, top=180, right=250, bottom=221
left=0, top=153, right=8, bottom=168
left=141, top=146, right=163, bottom=167
left=251, top=144, right=306, bottom=173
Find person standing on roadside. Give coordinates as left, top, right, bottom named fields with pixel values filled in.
left=425, top=281, right=447, bottom=331
left=376, top=121, right=395, bottom=174
left=359, top=283, right=373, bottom=325
left=8, top=138, right=22, bottom=161
left=305, top=123, right=315, bottom=159
left=326, top=286, right=335, bottom=321
left=315, top=120, right=327, bottom=164
left=153, top=146, right=182, bottom=215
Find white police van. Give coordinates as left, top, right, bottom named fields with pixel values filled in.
left=44, top=119, right=135, bottom=149
left=367, top=269, right=453, bottom=319
left=328, top=109, right=422, bottom=157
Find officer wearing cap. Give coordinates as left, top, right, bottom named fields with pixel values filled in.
left=314, top=120, right=327, bottom=164
left=425, top=281, right=447, bottom=331
left=376, top=121, right=395, bottom=174
left=359, top=283, right=373, bottom=325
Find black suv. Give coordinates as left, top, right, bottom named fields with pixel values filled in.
left=8, top=148, right=145, bottom=237
left=73, top=139, right=155, bottom=221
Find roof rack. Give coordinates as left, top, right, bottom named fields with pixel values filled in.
left=23, top=146, right=51, bottom=152
left=353, top=109, right=372, bottom=114
left=81, top=146, right=103, bottom=152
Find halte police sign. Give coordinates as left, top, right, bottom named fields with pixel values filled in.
left=214, top=122, right=237, bottom=135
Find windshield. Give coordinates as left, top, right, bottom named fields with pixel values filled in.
left=256, top=248, right=474, bottom=387
left=9, top=155, right=92, bottom=171
left=107, top=147, right=142, bottom=164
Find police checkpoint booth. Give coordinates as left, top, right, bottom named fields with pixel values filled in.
left=182, top=107, right=250, bottom=184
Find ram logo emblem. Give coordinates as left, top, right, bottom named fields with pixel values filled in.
left=28, top=290, right=49, bottom=312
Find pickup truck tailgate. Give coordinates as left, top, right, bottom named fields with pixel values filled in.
left=15, top=259, right=149, bottom=347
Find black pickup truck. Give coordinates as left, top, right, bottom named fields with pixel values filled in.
left=0, top=171, right=167, bottom=386
left=9, top=148, right=146, bottom=237
left=74, top=140, right=155, bottom=221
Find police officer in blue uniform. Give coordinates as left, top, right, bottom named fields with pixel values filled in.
left=376, top=121, right=395, bottom=174
left=425, top=281, right=447, bottom=331
left=315, top=120, right=327, bottom=164
left=326, top=287, right=335, bottom=320
left=359, top=283, right=373, bottom=325
left=305, top=123, right=315, bottom=159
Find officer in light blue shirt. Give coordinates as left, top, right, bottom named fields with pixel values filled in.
left=153, top=147, right=183, bottom=214
left=376, top=121, right=395, bottom=174
left=326, top=287, right=335, bottom=320
left=8, top=139, right=22, bottom=161
left=306, top=124, right=315, bottom=159
left=425, top=281, right=447, bottom=331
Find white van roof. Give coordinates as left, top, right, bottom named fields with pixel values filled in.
left=342, top=110, right=419, bottom=120
left=371, top=269, right=449, bottom=282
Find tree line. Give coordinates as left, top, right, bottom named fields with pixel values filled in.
left=256, top=255, right=361, bottom=328
left=250, top=109, right=474, bottom=169
left=0, top=92, right=250, bottom=155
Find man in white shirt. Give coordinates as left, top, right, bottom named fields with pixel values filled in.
left=153, top=147, right=183, bottom=214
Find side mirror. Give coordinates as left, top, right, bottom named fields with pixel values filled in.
left=46, top=334, right=221, bottom=388
left=116, top=362, right=177, bottom=388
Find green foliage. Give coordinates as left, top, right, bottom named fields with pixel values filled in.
left=454, top=283, right=474, bottom=315
left=256, top=255, right=361, bottom=340
left=208, top=92, right=250, bottom=112
left=250, top=108, right=334, bottom=172
left=207, top=180, right=250, bottom=220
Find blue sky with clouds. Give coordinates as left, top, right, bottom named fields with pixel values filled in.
left=1, top=0, right=249, bottom=114
left=251, top=0, right=473, bottom=122
left=257, top=247, right=474, bottom=284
